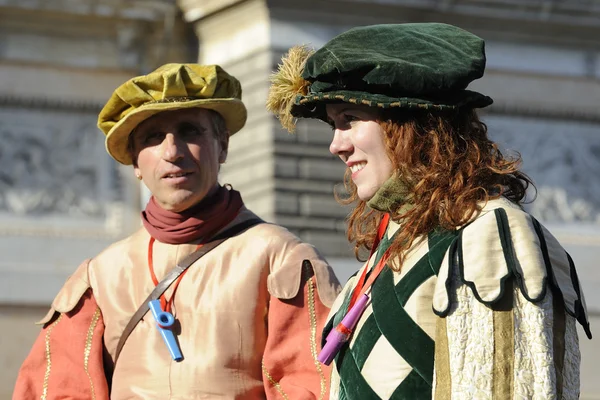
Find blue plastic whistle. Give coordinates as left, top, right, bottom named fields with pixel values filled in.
left=148, top=300, right=183, bottom=361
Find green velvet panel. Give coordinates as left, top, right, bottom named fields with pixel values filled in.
left=350, top=315, right=381, bottom=369
left=334, top=229, right=456, bottom=398
left=337, top=344, right=383, bottom=400
left=427, top=230, right=459, bottom=275
left=371, top=267, right=435, bottom=386
left=390, top=370, right=434, bottom=399
left=393, top=256, right=435, bottom=306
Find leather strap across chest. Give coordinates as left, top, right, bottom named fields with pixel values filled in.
left=113, top=217, right=263, bottom=365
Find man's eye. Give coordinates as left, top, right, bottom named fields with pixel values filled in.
left=143, top=132, right=164, bottom=143
left=179, top=123, right=201, bottom=138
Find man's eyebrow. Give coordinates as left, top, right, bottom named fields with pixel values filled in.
left=177, top=121, right=207, bottom=132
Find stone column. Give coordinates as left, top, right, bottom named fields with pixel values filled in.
left=178, top=0, right=359, bottom=260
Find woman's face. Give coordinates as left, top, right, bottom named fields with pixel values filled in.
left=326, top=104, right=394, bottom=201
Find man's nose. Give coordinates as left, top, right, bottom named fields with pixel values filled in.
left=161, top=133, right=184, bottom=161
left=329, top=129, right=352, bottom=157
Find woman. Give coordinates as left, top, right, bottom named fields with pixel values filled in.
left=267, top=23, right=591, bottom=399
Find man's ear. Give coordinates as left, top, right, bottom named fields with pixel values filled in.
left=218, top=132, right=229, bottom=163
left=133, top=165, right=142, bottom=180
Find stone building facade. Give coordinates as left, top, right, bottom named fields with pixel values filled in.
left=1, top=0, right=599, bottom=398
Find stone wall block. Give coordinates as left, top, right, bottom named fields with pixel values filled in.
left=276, top=215, right=338, bottom=231
left=299, top=193, right=349, bottom=218
left=299, top=158, right=345, bottom=181
left=300, top=231, right=354, bottom=258
left=275, top=157, right=298, bottom=178
left=275, top=192, right=299, bottom=215
left=275, top=178, right=336, bottom=195
left=296, top=118, right=332, bottom=144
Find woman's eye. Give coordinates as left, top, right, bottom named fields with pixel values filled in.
left=343, top=114, right=359, bottom=123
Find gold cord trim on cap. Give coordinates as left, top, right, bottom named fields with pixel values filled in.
left=307, top=276, right=327, bottom=400
left=434, top=317, right=452, bottom=400
left=41, top=314, right=63, bottom=400
left=298, top=96, right=456, bottom=110
left=84, top=308, right=101, bottom=400
left=261, top=359, right=289, bottom=400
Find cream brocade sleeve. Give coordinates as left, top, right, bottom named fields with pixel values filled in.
left=431, top=201, right=590, bottom=400
left=433, top=272, right=581, bottom=400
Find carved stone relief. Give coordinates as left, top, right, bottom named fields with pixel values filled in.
left=0, top=106, right=119, bottom=224
left=484, top=114, right=600, bottom=224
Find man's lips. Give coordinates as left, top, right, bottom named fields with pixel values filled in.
left=161, top=171, right=193, bottom=185
left=161, top=171, right=192, bottom=179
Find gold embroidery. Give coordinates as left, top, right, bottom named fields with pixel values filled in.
left=84, top=308, right=101, bottom=400
left=307, top=276, right=327, bottom=400
left=434, top=317, right=452, bottom=400
left=41, top=314, right=63, bottom=400
left=262, top=359, right=289, bottom=400
left=492, top=281, right=514, bottom=400
left=552, top=291, right=566, bottom=399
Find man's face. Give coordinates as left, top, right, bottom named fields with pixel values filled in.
left=132, top=108, right=228, bottom=213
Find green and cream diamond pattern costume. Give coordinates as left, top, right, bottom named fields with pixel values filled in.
left=324, top=198, right=590, bottom=399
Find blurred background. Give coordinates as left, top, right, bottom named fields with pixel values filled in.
left=1, top=0, right=599, bottom=398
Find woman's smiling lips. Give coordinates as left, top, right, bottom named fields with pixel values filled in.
left=347, top=161, right=366, bottom=179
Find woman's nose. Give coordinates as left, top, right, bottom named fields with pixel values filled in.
left=161, top=133, right=184, bottom=161
left=329, top=129, right=352, bottom=157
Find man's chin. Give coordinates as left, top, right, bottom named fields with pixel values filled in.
left=156, top=191, right=202, bottom=213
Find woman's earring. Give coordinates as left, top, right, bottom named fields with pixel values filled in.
left=136, top=173, right=142, bottom=180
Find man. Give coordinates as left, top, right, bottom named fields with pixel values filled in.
left=14, top=63, right=340, bottom=399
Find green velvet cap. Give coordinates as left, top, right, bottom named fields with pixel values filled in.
left=291, top=23, right=493, bottom=121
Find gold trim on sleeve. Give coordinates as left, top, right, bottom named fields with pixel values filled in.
left=434, top=317, right=452, bottom=400
left=492, top=281, right=515, bottom=400
left=41, top=314, right=63, bottom=400
left=262, top=359, right=289, bottom=400
left=84, top=307, right=101, bottom=400
left=552, top=291, right=566, bottom=399
left=307, top=276, right=327, bottom=400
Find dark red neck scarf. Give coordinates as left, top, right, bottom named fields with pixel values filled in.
left=141, top=186, right=243, bottom=244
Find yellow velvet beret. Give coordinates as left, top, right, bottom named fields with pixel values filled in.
left=98, top=63, right=247, bottom=165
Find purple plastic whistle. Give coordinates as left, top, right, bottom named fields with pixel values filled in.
left=318, top=294, right=369, bottom=365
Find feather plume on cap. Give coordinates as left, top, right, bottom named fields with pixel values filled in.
left=266, top=45, right=314, bottom=133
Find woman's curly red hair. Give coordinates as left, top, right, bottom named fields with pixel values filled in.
left=336, top=109, right=534, bottom=269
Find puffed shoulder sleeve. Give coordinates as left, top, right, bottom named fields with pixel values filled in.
left=267, top=239, right=341, bottom=307
left=431, top=205, right=589, bottom=400
left=37, top=258, right=93, bottom=325
left=260, top=229, right=341, bottom=399
left=432, top=205, right=591, bottom=337
left=13, top=259, right=108, bottom=400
